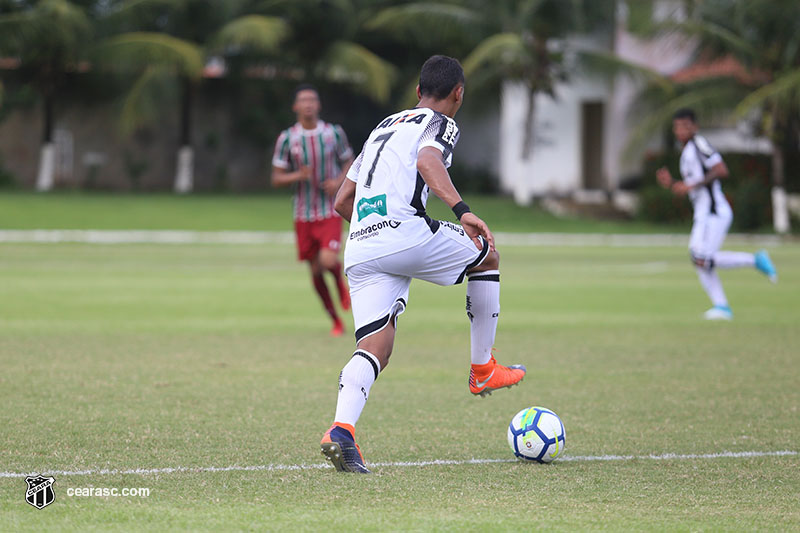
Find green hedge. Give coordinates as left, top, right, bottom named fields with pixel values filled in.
left=0, top=153, right=16, bottom=189
left=638, top=152, right=772, bottom=231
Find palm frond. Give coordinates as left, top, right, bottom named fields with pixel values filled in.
left=575, top=48, right=673, bottom=93
left=367, top=2, right=479, bottom=30
left=735, top=69, right=800, bottom=118
left=625, top=79, right=751, bottom=161
left=95, top=32, right=204, bottom=79
left=517, top=0, right=547, bottom=26
left=673, top=20, right=756, bottom=63
left=365, top=3, right=480, bottom=44
left=210, top=15, right=288, bottom=55
left=317, top=41, right=396, bottom=103
left=624, top=0, right=657, bottom=37
left=397, top=73, right=421, bottom=110
left=119, top=66, right=177, bottom=134
left=0, top=12, right=34, bottom=53
left=0, top=0, right=90, bottom=57
left=100, top=0, right=187, bottom=27
left=462, top=33, right=526, bottom=78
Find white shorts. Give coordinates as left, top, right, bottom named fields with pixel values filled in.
left=346, top=221, right=489, bottom=343
left=689, top=211, right=732, bottom=261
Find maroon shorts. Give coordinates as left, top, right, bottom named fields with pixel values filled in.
left=294, top=216, right=343, bottom=261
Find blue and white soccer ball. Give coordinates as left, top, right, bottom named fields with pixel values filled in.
left=507, top=406, right=566, bottom=463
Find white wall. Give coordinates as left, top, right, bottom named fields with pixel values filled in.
left=454, top=108, right=500, bottom=176
left=499, top=76, right=610, bottom=203
left=606, top=25, right=695, bottom=184
left=497, top=10, right=772, bottom=202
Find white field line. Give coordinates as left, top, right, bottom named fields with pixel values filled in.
left=0, top=229, right=294, bottom=245
left=0, top=450, right=795, bottom=479
left=0, top=229, right=789, bottom=247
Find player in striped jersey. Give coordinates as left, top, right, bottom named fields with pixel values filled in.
left=656, top=108, right=777, bottom=320
left=272, top=84, right=354, bottom=336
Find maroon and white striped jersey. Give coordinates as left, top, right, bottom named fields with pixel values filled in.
left=272, top=121, right=353, bottom=222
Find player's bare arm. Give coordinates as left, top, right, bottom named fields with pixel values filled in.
left=323, top=156, right=354, bottom=196
left=271, top=164, right=312, bottom=187
left=417, top=146, right=495, bottom=252
left=656, top=167, right=672, bottom=188
left=692, top=161, right=729, bottom=188
left=334, top=176, right=356, bottom=222
left=657, top=161, right=729, bottom=197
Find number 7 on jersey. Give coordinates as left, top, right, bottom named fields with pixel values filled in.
left=364, top=132, right=395, bottom=188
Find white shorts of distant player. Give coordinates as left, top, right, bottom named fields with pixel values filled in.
left=346, top=221, right=489, bottom=344
left=688, top=191, right=733, bottom=262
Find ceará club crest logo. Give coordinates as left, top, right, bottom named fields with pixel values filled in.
left=25, top=474, right=55, bottom=509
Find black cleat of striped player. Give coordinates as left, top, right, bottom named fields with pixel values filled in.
left=320, top=424, right=371, bottom=473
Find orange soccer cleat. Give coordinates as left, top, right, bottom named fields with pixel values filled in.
left=320, top=423, right=370, bottom=473
left=468, top=355, right=526, bottom=397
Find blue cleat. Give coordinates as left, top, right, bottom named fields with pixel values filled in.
left=704, top=305, right=733, bottom=321
left=754, top=250, right=777, bottom=283
left=320, top=423, right=371, bottom=473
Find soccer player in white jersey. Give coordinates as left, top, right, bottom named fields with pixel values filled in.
left=319, top=55, right=526, bottom=473
left=656, top=108, right=777, bottom=321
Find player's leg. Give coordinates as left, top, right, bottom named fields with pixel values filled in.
left=389, top=224, right=525, bottom=396
left=321, top=264, right=409, bottom=473
left=465, top=248, right=500, bottom=366
left=296, top=219, right=341, bottom=333
left=706, top=209, right=754, bottom=269
left=321, top=324, right=393, bottom=474
left=319, top=247, right=350, bottom=311
left=316, top=216, right=350, bottom=310
left=709, top=211, right=777, bottom=283
left=309, top=253, right=344, bottom=336
left=713, top=250, right=755, bottom=268
left=690, top=215, right=732, bottom=320
left=713, top=247, right=777, bottom=282
left=464, top=248, right=525, bottom=396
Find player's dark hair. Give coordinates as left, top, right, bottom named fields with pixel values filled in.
left=293, top=83, right=319, bottom=101
left=672, top=108, right=696, bottom=123
left=419, top=55, right=465, bottom=100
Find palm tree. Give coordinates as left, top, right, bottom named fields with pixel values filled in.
left=94, top=0, right=288, bottom=192
left=628, top=0, right=800, bottom=233
left=257, top=0, right=397, bottom=104
left=0, top=0, right=91, bottom=191
left=368, top=0, right=617, bottom=205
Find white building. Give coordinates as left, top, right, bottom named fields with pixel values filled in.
left=496, top=13, right=771, bottom=207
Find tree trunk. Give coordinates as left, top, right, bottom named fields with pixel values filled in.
left=35, top=92, right=55, bottom=191
left=521, top=86, right=536, bottom=160
left=768, top=104, right=790, bottom=233
left=513, top=86, right=536, bottom=206
left=174, top=77, right=194, bottom=193
left=770, top=141, right=790, bottom=234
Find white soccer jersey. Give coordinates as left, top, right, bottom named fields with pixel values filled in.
left=680, top=135, right=730, bottom=217
left=343, top=107, right=460, bottom=269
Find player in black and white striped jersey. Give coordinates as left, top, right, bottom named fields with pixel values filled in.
left=656, top=108, right=777, bottom=320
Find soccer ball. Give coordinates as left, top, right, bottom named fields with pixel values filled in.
left=507, top=406, right=566, bottom=463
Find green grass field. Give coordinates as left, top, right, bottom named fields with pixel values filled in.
left=1, top=235, right=798, bottom=531
left=0, top=191, right=689, bottom=233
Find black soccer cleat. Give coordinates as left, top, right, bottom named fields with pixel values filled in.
left=320, top=424, right=371, bottom=474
